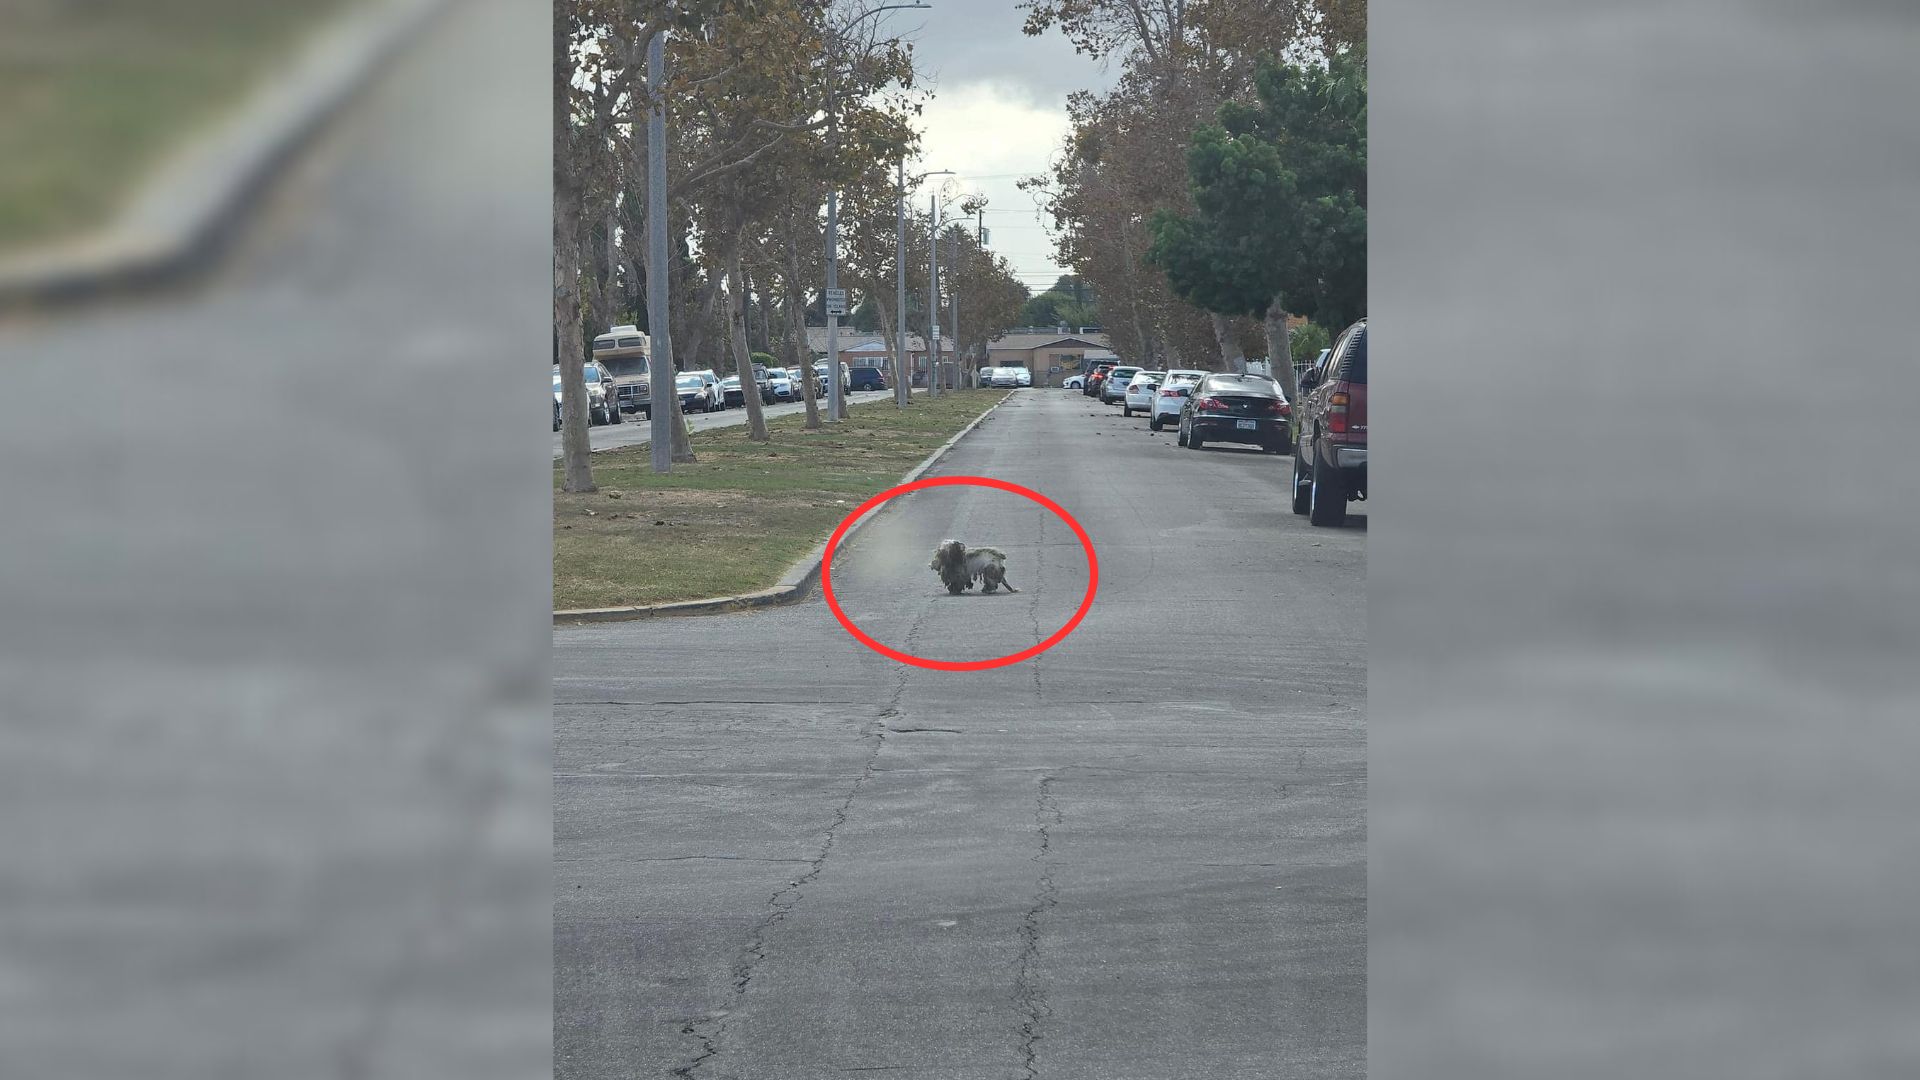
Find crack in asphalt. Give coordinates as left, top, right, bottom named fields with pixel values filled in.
left=1015, top=775, right=1061, bottom=1080
left=630, top=855, right=816, bottom=864
left=556, top=700, right=868, bottom=707
left=674, top=711, right=892, bottom=1078
left=1027, top=510, right=1046, bottom=699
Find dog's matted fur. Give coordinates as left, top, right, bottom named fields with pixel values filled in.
left=929, top=539, right=1019, bottom=595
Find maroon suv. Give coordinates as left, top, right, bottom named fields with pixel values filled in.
left=1291, top=317, right=1367, bottom=525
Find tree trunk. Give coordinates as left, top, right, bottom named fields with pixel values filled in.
left=728, top=246, right=769, bottom=442
left=554, top=7, right=594, bottom=493
left=785, top=228, right=822, bottom=430
left=1264, top=299, right=1301, bottom=425
left=1211, top=310, right=1247, bottom=373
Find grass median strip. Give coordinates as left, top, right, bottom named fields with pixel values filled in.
left=555, top=390, right=1007, bottom=610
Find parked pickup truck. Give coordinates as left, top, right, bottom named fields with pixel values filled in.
left=1291, top=317, right=1367, bottom=526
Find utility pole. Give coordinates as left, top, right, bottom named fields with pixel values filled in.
left=904, top=167, right=952, bottom=401
left=894, top=157, right=909, bottom=406
left=824, top=186, right=844, bottom=422
left=949, top=226, right=959, bottom=392
left=928, top=190, right=941, bottom=398
left=977, top=206, right=986, bottom=388
left=820, top=4, right=927, bottom=417
left=645, top=30, right=674, bottom=475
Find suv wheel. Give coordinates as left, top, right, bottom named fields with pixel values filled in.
left=1308, top=455, right=1347, bottom=526
left=1291, top=456, right=1312, bottom=514
left=1149, top=415, right=1163, bottom=431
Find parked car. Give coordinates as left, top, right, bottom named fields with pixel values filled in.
left=766, top=367, right=798, bottom=400
left=675, top=373, right=717, bottom=413
left=719, top=376, right=749, bottom=408
left=813, top=361, right=850, bottom=394
left=1098, top=366, right=1142, bottom=405
left=849, top=364, right=889, bottom=392
left=1177, top=372, right=1289, bottom=453
left=1164, top=368, right=1208, bottom=387
left=685, top=368, right=727, bottom=409
left=1149, top=379, right=1192, bottom=431
left=988, top=367, right=1021, bottom=388
left=1063, top=373, right=1085, bottom=390
left=1291, top=317, right=1367, bottom=525
left=1083, top=363, right=1115, bottom=397
left=1121, top=371, right=1167, bottom=416
left=1015, top=367, right=1032, bottom=387
left=552, top=362, right=622, bottom=426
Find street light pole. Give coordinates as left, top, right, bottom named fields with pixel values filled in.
left=821, top=3, right=928, bottom=422
left=949, top=226, right=959, bottom=392
left=894, top=157, right=910, bottom=406
left=905, top=168, right=952, bottom=398
left=646, top=29, right=674, bottom=475
left=928, top=189, right=941, bottom=398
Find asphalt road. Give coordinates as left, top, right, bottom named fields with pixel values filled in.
left=554, top=388, right=915, bottom=459
left=0, top=2, right=550, bottom=1077
left=555, top=389, right=1367, bottom=1078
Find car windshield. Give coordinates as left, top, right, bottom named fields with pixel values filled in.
left=676, top=376, right=702, bottom=388
left=1205, top=376, right=1275, bottom=396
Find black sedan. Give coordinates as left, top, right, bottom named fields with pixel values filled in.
left=1176, top=373, right=1291, bottom=453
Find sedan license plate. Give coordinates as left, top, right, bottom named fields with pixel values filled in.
left=1235, top=419, right=1257, bottom=430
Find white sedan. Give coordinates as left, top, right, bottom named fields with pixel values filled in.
left=1149, top=380, right=1194, bottom=431
left=1121, top=371, right=1167, bottom=417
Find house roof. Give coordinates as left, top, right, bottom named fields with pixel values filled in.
left=806, top=327, right=928, bottom=353
left=987, top=333, right=1111, bottom=352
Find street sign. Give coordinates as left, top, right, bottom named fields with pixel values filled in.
left=824, top=288, right=847, bottom=316
left=930, top=323, right=941, bottom=340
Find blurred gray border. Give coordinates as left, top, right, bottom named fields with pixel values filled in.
left=1373, top=1, right=1920, bottom=1076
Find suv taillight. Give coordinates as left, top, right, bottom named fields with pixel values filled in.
left=1327, top=388, right=1350, bottom=433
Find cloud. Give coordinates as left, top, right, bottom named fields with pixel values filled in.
left=911, top=80, right=1074, bottom=286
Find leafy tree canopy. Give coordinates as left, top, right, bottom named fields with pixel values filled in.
left=1146, top=49, right=1365, bottom=329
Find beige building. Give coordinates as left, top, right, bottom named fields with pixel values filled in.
left=981, top=332, right=1113, bottom=387
left=801, top=326, right=1120, bottom=387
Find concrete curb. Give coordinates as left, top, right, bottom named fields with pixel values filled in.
left=0, top=0, right=448, bottom=310
left=555, top=391, right=1015, bottom=625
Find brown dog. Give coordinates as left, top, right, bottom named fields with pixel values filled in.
left=929, top=539, right=1019, bottom=595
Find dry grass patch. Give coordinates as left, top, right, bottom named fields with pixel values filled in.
left=0, top=0, right=353, bottom=250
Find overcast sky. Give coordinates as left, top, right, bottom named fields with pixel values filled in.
left=877, top=2, right=1120, bottom=296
